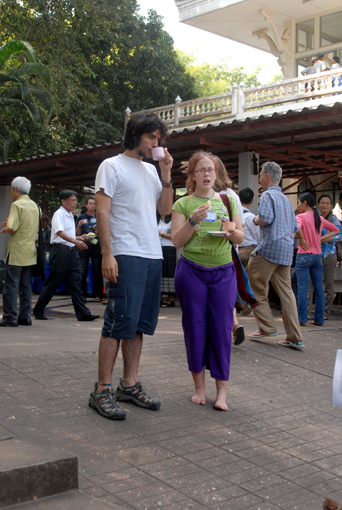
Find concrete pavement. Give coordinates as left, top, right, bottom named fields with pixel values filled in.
left=1, top=295, right=342, bottom=510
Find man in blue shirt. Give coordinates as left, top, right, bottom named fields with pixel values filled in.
left=248, top=162, right=303, bottom=347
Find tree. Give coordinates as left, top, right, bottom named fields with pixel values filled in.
left=0, top=1, right=196, bottom=159
left=0, top=40, right=52, bottom=160
left=176, top=50, right=262, bottom=97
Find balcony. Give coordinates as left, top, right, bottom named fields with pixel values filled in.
left=126, top=69, right=342, bottom=130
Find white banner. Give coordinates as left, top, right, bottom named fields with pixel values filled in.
left=333, top=349, right=342, bottom=406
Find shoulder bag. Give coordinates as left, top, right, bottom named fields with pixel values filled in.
left=220, top=193, right=258, bottom=309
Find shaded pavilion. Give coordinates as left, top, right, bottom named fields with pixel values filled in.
left=1, top=101, right=342, bottom=199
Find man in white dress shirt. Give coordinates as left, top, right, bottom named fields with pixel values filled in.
left=238, top=187, right=260, bottom=316
left=238, top=187, right=260, bottom=268
left=33, top=190, right=99, bottom=322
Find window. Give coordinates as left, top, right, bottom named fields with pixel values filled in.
left=321, top=11, right=342, bottom=47
left=296, top=19, right=314, bottom=53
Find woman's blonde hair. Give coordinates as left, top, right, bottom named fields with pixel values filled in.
left=180, top=151, right=218, bottom=194
left=211, top=156, right=233, bottom=192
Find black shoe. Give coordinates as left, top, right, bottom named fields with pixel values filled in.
left=0, top=319, right=18, bottom=327
left=116, top=379, right=161, bottom=410
left=233, top=325, right=245, bottom=346
left=18, top=319, right=32, bottom=326
left=89, top=383, right=126, bottom=420
left=34, top=314, right=48, bottom=320
left=78, top=314, right=99, bottom=322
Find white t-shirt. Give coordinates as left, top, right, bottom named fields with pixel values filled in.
left=95, top=154, right=163, bottom=259
left=222, top=188, right=244, bottom=225
left=240, top=208, right=261, bottom=247
left=313, top=60, right=326, bottom=73
left=333, top=203, right=342, bottom=221
left=158, top=219, right=174, bottom=247
left=51, top=206, right=76, bottom=247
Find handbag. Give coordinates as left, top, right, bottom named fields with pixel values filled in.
left=220, top=193, right=258, bottom=309
left=336, top=241, right=342, bottom=262
left=31, top=205, right=46, bottom=280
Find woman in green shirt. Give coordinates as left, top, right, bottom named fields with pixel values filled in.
left=172, top=151, right=244, bottom=411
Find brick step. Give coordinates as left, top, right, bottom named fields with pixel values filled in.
left=0, top=439, right=78, bottom=508
left=2, top=490, right=126, bottom=510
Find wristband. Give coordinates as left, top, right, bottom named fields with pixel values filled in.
left=189, top=215, right=197, bottom=226
left=161, top=178, right=173, bottom=188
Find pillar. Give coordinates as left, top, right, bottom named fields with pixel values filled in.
left=238, top=152, right=259, bottom=215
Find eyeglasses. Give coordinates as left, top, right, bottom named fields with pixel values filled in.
left=195, top=168, right=216, bottom=175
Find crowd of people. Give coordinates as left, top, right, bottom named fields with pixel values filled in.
left=1, top=112, right=342, bottom=417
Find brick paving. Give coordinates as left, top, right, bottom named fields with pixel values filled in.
left=1, top=295, right=342, bottom=510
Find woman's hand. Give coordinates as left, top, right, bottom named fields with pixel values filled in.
left=299, top=238, right=310, bottom=250
left=191, top=205, right=210, bottom=223
left=225, top=214, right=244, bottom=244
left=222, top=219, right=237, bottom=233
left=225, top=229, right=238, bottom=238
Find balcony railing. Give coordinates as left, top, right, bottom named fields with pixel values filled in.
left=125, top=68, right=342, bottom=129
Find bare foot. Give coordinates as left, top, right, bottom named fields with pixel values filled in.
left=214, top=399, right=228, bottom=411
left=214, top=385, right=228, bottom=411
left=191, top=386, right=206, bottom=405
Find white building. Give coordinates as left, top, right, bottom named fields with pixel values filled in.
left=175, top=0, right=342, bottom=79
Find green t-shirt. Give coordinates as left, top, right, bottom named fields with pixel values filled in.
left=172, top=195, right=238, bottom=267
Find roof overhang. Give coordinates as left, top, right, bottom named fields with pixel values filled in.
left=1, top=103, right=342, bottom=192
left=175, top=0, right=342, bottom=53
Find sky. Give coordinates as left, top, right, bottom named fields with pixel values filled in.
left=137, top=0, right=280, bottom=84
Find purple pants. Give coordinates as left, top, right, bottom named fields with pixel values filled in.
left=174, top=256, right=237, bottom=381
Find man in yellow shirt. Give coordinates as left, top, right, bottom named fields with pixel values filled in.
left=0, top=176, right=39, bottom=327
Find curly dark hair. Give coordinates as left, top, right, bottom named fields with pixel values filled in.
left=123, top=112, right=168, bottom=150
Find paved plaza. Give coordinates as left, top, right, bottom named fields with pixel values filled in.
left=1, top=295, right=342, bottom=510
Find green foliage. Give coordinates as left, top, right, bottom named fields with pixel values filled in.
left=0, top=1, right=196, bottom=159
left=268, top=71, right=283, bottom=83
left=0, top=39, right=53, bottom=160
left=176, top=50, right=262, bottom=97
left=30, top=187, right=88, bottom=217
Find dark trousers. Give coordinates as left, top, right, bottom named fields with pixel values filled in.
left=79, top=247, right=103, bottom=298
left=3, top=264, right=32, bottom=322
left=33, top=245, right=91, bottom=319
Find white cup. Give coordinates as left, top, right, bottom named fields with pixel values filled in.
left=151, top=147, right=165, bottom=161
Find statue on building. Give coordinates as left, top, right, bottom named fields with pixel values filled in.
left=253, top=9, right=291, bottom=79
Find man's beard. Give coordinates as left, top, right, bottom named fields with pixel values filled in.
left=138, top=148, right=150, bottom=159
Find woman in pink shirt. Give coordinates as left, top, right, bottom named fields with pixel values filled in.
left=295, top=192, right=339, bottom=327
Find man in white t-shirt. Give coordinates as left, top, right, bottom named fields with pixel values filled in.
left=89, top=112, right=173, bottom=421
left=333, top=192, right=342, bottom=222
left=34, top=190, right=99, bottom=322
left=313, top=54, right=326, bottom=74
